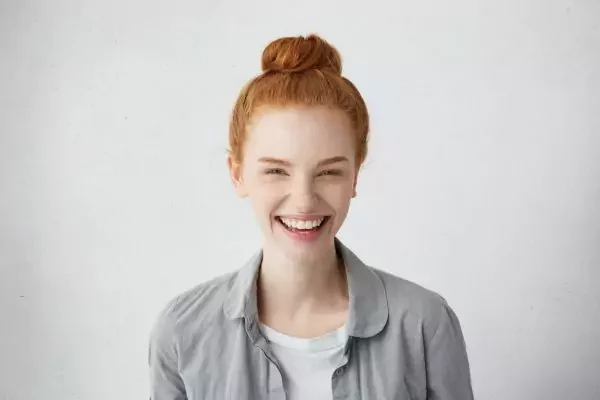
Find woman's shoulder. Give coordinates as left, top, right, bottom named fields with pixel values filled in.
left=152, top=270, right=239, bottom=333
left=369, top=266, right=458, bottom=329
left=148, top=270, right=248, bottom=370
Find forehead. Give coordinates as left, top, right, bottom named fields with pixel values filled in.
left=245, top=106, right=354, bottom=160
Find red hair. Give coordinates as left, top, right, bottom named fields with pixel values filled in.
left=228, top=34, right=370, bottom=168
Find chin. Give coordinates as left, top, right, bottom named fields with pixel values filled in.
left=261, top=214, right=342, bottom=261
left=277, top=229, right=337, bottom=263
left=281, top=240, right=333, bottom=263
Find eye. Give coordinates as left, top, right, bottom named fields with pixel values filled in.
left=318, top=169, right=343, bottom=177
left=264, top=168, right=288, bottom=175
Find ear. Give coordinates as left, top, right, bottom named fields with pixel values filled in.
left=227, top=155, right=248, bottom=198
left=352, top=174, right=358, bottom=198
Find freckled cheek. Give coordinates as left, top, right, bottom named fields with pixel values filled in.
left=251, top=183, right=287, bottom=214
left=316, top=183, right=354, bottom=208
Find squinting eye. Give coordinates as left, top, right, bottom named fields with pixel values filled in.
left=265, top=168, right=287, bottom=175
left=318, top=169, right=343, bottom=177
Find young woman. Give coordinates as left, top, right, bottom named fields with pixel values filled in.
left=149, top=34, right=474, bottom=400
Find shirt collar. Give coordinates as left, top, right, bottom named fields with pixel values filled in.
left=223, top=238, right=389, bottom=338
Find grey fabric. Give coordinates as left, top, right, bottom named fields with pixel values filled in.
left=149, top=239, right=474, bottom=399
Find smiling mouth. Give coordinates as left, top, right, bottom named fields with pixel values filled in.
left=275, top=216, right=331, bottom=232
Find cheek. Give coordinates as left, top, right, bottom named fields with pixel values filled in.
left=248, top=182, right=286, bottom=213
left=318, top=181, right=354, bottom=208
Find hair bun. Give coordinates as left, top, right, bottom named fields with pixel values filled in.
left=261, top=34, right=342, bottom=75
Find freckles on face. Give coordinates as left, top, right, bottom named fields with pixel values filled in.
left=244, top=106, right=356, bottom=170
left=237, top=106, right=357, bottom=235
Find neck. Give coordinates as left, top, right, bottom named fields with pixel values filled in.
left=257, top=242, right=348, bottom=320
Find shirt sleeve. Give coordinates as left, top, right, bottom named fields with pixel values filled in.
left=425, top=300, right=474, bottom=400
left=148, top=303, right=188, bottom=400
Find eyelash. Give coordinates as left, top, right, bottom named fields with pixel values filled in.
left=264, top=168, right=288, bottom=175
left=318, top=169, right=343, bottom=177
left=263, top=169, right=343, bottom=177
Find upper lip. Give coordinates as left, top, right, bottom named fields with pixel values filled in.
left=276, top=215, right=329, bottom=220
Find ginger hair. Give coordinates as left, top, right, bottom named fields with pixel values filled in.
left=228, top=34, right=370, bottom=168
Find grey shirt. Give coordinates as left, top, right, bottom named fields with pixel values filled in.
left=149, top=239, right=474, bottom=399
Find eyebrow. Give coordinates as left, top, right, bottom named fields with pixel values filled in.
left=317, top=156, right=349, bottom=167
left=258, top=156, right=349, bottom=167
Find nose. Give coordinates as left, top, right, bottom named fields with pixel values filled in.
left=290, top=175, right=318, bottom=212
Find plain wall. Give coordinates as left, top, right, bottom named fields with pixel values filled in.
left=1, top=0, right=599, bottom=399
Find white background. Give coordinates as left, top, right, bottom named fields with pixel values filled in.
left=1, top=0, right=599, bottom=399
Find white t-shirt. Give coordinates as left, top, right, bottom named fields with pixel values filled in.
left=259, top=323, right=348, bottom=400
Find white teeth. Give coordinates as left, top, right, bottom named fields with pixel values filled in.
left=280, top=217, right=325, bottom=230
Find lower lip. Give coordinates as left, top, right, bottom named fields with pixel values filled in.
left=276, top=217, right=329, bottom=242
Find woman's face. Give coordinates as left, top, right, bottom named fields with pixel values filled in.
left=229, top=106, right=358, bottom=264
